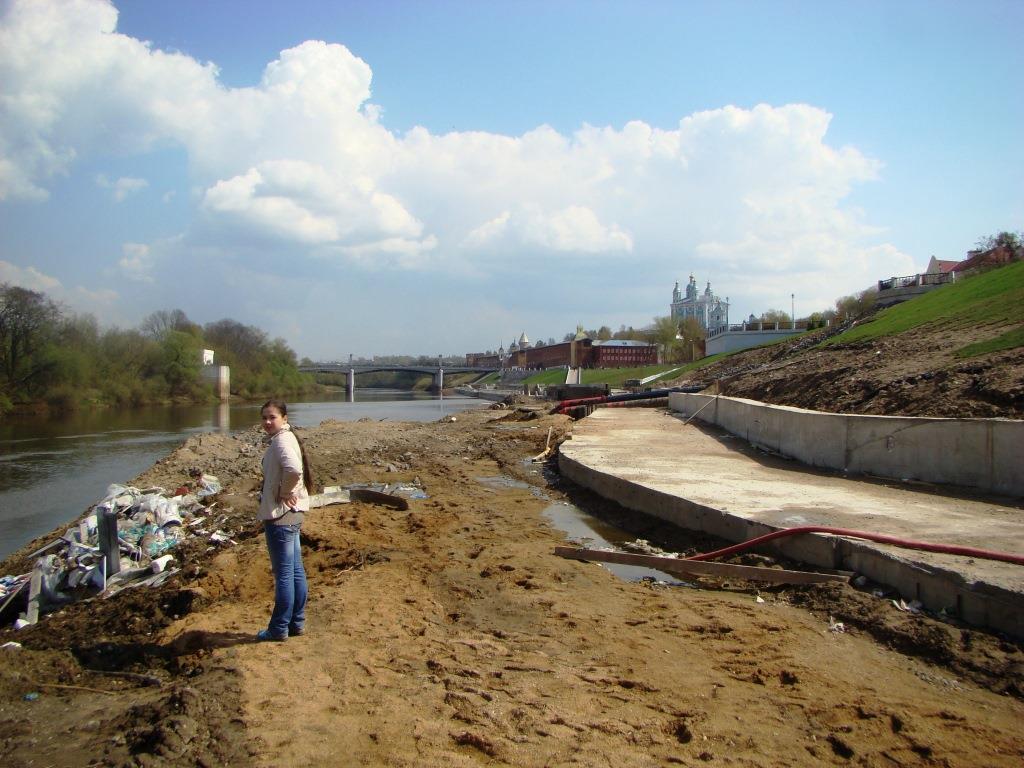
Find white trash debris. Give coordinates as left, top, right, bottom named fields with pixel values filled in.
left=151, top=555, right=175, bottom=573
left=1, top=471, right=223, bottom=628
left=891, top=598, right=923, bottom=613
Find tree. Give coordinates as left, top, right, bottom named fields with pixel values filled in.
left=647, top=316, right=682, bottom=362
left=100, top=328, right=157, bottom=379
left=834, top=287, right=878, bottom=322
left=140, top=309, right=197, bottom=340
left=596, top=325, right=612, bottom=340
left=160, top=330, right=203, bottom=395
left=678, top=318, right=705, bottom=343
left=974, top=230, right=1023, bottom=256
left=204, top=319, right=269, bottom=370
left=0, top=284, right=62, bottom=395
left=759, top=309, right=791, bottom=325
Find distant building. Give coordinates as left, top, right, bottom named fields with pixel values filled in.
left=478, top=330, right=657, bottom=370
left=926, top=256, right=961, bottom=274
left=590, top=339, right=658, bottom=367
left=465, top=351, right=500, bottom=367
left=670, top=275, right=728, bottom=331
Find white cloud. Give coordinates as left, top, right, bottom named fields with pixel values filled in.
left=96, top=174, right=148, bottom=201
left=119, top=242, right=154, bottom=282
left=0, top=259, right=119, bottom=312
left=199, top=160, right=425, bottom=248
left=0, top=0, right=916, bottom=351
left=464, top=205, right=632, bottom=255
left=0, top=260, right=62, bottom=292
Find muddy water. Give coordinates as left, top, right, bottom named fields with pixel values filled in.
left=541, top=500, right=689, bottom=584
left=475, top=473, right=685, bottom=584
left=0, top=391, right=483, bottom=562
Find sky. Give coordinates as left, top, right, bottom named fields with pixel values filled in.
left=0, top=0, right=1021, bottom=360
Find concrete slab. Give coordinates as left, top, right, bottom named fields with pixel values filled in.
left=558, top=408, right=1024, bottom=638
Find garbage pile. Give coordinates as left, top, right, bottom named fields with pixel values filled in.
left=0, top=472, right=230, bottom=630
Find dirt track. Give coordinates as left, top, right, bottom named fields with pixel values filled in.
left=1, top=406, right=1022, bottom=767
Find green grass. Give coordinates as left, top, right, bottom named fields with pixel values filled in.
left=824, top=261, right=1024, bottom=348
left=522, top=368, right=573, bottom=385
left=955, top=325, right=1024, bottom=358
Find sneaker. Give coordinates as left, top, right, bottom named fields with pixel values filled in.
left=256, top=629, right=287, bottom=643
left=289, top=626, right=305, bottom=637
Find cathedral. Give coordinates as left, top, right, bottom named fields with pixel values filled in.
left=670, top=275, right=729, bottom=331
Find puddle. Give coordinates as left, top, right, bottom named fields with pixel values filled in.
left=475, top=475, right=531, bottom=490
left=475, top=475, right=550, bottom=500
left=542, top=501, right=689, bottom=585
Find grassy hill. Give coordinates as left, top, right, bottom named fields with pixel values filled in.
left=824, top=261, right=1024, bottom=356
left=664, top=261, right=1024, bottom=418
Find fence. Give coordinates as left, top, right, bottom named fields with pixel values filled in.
left=878, top=272, right=954, bottom=291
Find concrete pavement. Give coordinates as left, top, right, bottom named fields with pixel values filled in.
left=558, top=408, right=1024, bottom=638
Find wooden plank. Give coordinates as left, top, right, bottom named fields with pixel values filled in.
left=553, top=547, right=849, bottom=585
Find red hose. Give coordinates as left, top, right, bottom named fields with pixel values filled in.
left=687, top=525, right=1024, bottom=566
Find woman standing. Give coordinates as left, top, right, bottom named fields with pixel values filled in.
left=257, top=399, right=313, bottom=642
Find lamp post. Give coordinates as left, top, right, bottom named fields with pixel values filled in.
left=791, top=293, right=795, bottom=330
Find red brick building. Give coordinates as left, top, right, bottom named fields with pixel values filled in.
left=468, top=337, right=657, bottom=370
left=590, top=339, right=658, bottom=367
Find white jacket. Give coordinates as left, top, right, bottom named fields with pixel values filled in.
left=259, top=425, right=310, bottom=523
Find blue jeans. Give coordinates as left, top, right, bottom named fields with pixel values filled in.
left=264, top=523, right=307, bottom=638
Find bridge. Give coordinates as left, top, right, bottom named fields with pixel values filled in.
left=299, top=363, right=498, bottom=392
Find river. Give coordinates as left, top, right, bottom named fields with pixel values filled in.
left=0, top=390, right=484, bottom=562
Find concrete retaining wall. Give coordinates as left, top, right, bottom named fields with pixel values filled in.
left=705, top=329, right=801, bottom=356
left=559, top=452, right=1024, bottom=638
left=669, top=393, right=1024, bottom=497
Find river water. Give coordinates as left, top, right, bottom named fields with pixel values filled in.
left=0, top=390, right=484, bottom=561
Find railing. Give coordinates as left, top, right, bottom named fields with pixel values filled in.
left=878, top=272, right=954, bottom=291
left=706, top=321, right=809, bottom=339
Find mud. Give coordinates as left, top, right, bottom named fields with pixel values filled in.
left=1, top=407, right=1022, bottom=767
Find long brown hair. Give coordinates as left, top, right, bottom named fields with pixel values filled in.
left=262, top=399, right=315, bottom=494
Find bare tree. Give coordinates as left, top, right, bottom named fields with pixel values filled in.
left=140, top=309, right=196, bottom=340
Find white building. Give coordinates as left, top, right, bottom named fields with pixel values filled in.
left=670, top=275, right=728, bottom=331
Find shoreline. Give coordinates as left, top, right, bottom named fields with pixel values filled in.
left=2, top=408, right=1022, bottom=766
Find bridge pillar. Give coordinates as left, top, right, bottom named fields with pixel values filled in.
left=347, top=368, right=355, bottom=394
left=433, top=367, right=444, bottom=393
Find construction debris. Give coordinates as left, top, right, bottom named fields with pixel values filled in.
left=0, top=474, right=227, bottom=628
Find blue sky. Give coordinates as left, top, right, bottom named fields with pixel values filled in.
left=1, top=0, right=1020, bottom=358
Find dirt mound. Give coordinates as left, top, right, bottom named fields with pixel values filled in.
left=673, top=319, right=1024, bottom=418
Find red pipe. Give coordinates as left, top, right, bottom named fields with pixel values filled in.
left=687, top=525, right=1024, bottom=566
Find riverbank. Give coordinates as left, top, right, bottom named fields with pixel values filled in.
left=2, top=407, right=1022, bottom=766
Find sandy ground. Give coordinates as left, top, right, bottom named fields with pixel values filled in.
left=1, top=406, right=1023, bottom=767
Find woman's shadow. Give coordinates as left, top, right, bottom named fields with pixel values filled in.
left=169, top=629, right=258, bottom=654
